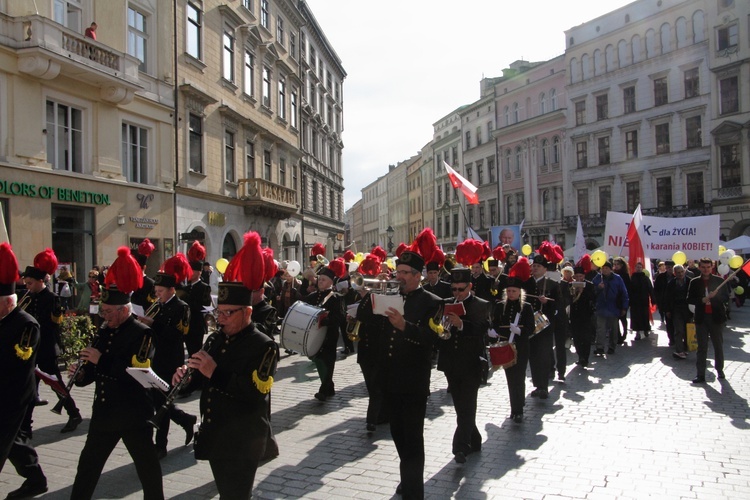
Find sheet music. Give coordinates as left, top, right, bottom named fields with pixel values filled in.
left=126, top=367, right=169, bottom=392
left=132, top=304, right=145, bottom=317
left=371, top=294, right=405, bottom=316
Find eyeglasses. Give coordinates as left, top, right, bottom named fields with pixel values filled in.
left=217, top=307, right=244, bottom=318
left=99, top=306, right=123, bottom=317
left=451, top=286, right=468, bottom=292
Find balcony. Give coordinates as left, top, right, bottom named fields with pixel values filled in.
left=238, top=178, right=298, bottom=218
left=2, top=14, right=142, bottom=104
left=563, top=214, right=607, bottom=229
left=642, top=204, right=712, bottom=218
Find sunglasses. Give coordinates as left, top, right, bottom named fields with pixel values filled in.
left=451, top=286, right=467, bottom=292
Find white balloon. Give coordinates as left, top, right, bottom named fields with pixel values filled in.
left=285, top=260, right=301, bottom=277
left=718, top=263, right=730, bottom=276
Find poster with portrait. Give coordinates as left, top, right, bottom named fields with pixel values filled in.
left=490, top=225, right=522, bottom=251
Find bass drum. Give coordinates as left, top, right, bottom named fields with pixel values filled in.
left=280, top=301, right=327, bottom=357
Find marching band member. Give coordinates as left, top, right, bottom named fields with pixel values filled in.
left=570, top=266, right=596, bottom=367
left=139, top=253, right=195, bottom=459
left=491, top=257, right=534, bottom=423
left=131, top=238, right=156, bottom=313
left=174, top=231, right=278, bottom=499
left=70, top=247, right=163, bottom=499
left=437, top=253, right=490, bottom=463
left=303, top=258, right=346, bottom=401
left=489, top=244, right=508, bottom=304
left=251, top=247, right=280, bottom=340
left=301, top=243, right=326, bottom=295
left=470, top=242, right=493, bottom=302
left=183, top=241, right=213, bottom=357
left=0, top=243, right=49, bottom=499
left=423, top=248, right=452, bottom=299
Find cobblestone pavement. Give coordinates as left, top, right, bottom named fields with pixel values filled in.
left=3, top=306, right=750, bottom=499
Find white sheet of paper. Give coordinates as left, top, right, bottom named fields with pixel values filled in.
left=126, top=367, right=169, bottom=392
left=371, top=294, right=405, bottom=316
left=132, top=304, right=145, bottom=317
left=346, top=303, right=359, bottom=318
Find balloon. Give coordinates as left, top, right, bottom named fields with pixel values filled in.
left=354, top=252, right=365, bottom=264
left=729, top=255, right=744, bottom=269
left=672, top=251, right=687, bottom=266
left=591, top=250, right=608, bottom=268
left=215, top=258, right=229, bottom=274
left=285, top=260, right=301, bottom=277
left=718, top=263, right=730, bottom=276
left=643, top=269, right=650, bottom=278
left=521, top=244, right=532, bottom=256
left=718, top=245, right=726, bottom=255
left=735, top=286, right=745, bottom=296
left=483, top=259, right=490, bottom=273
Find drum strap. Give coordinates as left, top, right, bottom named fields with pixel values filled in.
left=319, top=289, right=335, bottom=307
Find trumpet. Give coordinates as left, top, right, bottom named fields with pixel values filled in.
left=144, top=300, right=161, bottom=318
left=350, top=273, right=400, bottom=295
left=17, top=289, right=32, bottom=311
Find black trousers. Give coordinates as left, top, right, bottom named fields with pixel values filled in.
left=209, top=458, right=259, bottom=499
left=312, top=335, right=337, bottom=396
left=71, top=424, right=163, bottom=500
left=0, top=403, right=45, bottom=484
left=387, top=392, right=427, bottom=499
left=445, top=371, right=482, bottom=455
left=152, top=390, right=194, bottom=450
left=552, top=314, right=568, bottom=376
left=696, top=317, right=725, bottom=377
left=571, top=317, right=594, bottom=365
left=528, top=329, right=553, bottom=391
left=504, top=346, right=529, bottom=415
left=359, top=360, right=387, bottom=425
left=36, top=353, right=79, bottom=417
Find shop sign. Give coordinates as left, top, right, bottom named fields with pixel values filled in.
left=0, top=179, right=110, bottom=205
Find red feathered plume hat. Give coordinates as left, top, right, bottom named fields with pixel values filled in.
left=575, top=254, right=592, bottom=275
left=187, top=241, right=207, bottom=271
left=261, top=247, right=278, bottom=283
left=455, top=239, right=484, bottom=267
left=22, top=248, right=58, bottom=281
left=359, top=254, right=382, bottom=277
left=395, top=243, right=408, bottom=258
left=370, top=246, right=387, bottom=263
left=507, top=256, right=531, bottom=288
left=310, top=242, right=325, bottom=260
left=320, top=257, right=347, bottom=282
left=534, top=241, right=564, bottom=267
left=425, top=247, right=446, bottom=272
left=133, top=238, right=156, bottom=267
left=490, top=244, right=507, bottom=266
left=155, top=253, right=192, bottom=288
left=102, top=247, right=144, bottom=305
left=220, top=232, right=264, bottom=305
left=342, top=250, right=355, bottom=262
left=398, top=228, right=437, bottom=272
left=0, top=243, right=20, bottom=296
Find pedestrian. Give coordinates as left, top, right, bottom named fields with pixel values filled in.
left=173, top=231, right=278, bottom=499
left=183, top=242, right=213, bottom=357
left=629, top=261, right=655, bottom=340
left=687, top=257, right=730, bottom=383
left=56, top=266, right=74, bottom=310
left=612, top=257, right=631, bottom=343
left=663, top=264, right=691, bottom=359
left=0, top=243, right=49, bottom=499
left=84, top=22, right=97, bottom=40
left=654, top=260, right=675, bottom=340
left=592, top=261, right=629, bottom=356
left=569, top=266, right=596, bottom=367
left=70, top=247, right=163, bottom=499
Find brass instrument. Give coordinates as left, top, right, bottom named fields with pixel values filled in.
left=51, top=330, right=101, bottom=414
left=17, top=289, right=32, bottom=311
left=131, top=330, right=153, bottom=368
left=144, top=300, right=161, bottom=318
left=313, top=254, right=329, bottom=274
left=345, top=317, right=361, bottom=342
left=350, top=273, right=400, bottom=295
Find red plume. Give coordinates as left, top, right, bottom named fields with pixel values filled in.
left=328, top=258, right=348, bottom=279
left=187, top=240, right=207, bottom=264
left=482, top=241, right=492, bottom=261
left=162, top=253, right=192, bottom=284
left=455, top=239, right=483, bottom=266
left=359, top=254, right=381, bottom=276
left=492, top=244, right=507, bottom=262
left=224, top=232, right=264, bottom=291
left=395, top=243, right=408, bottom=258
left=342, top=250, right=355, bottom=262
left=371, top=246, right=387, bottom=263
left=508, top=256, right=531, bottom=282
left=262, top=247, right=277, bottom=281
left=429, top=248, right=446, bottom=268
left=537, top=241, right=564, bottom=264
left=577, top=254, right=592, bottom=274
left=0, top=243, right=19, bottom=286
left=138, top=238, right=155, bottom=258
left=552, top=244, right=565, bottom=263
left=33, top=248, right=58, bottom=275
left=106, top=246, right=144, bottom=294
left=311, top=243, right=325, bottom=257
left=409, top=228, right=437, bottom=263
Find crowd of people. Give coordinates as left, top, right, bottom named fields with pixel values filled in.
left=1, top=227, right=744, bottom=499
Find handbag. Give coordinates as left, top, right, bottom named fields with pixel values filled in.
left=686, top=322, right=698, bottom=352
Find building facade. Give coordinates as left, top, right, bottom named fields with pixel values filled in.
left=432, top=108, right=465, bottom=252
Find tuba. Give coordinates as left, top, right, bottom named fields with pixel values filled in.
left=313, top=254, right=329, bottom=274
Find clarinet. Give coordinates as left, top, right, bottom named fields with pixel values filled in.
left=148, top=334, right=216, bottom=429
left=51, top=327, right=102, bottom=415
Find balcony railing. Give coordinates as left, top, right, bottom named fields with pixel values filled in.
left=563, top=214, right=606, bottom=229
left=238, top=178, right=298, bottom=218
left=642, top=204, right=712, bottom=218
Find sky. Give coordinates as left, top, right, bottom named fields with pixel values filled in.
left=305, top=0, right=635, bottom=210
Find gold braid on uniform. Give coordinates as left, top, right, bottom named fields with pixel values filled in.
left=52, top=297, right=63, bottom=325
left=14, top=324, right=34, bottom=360
left=178, top=306, right=190, bottom=335
left=252, top=345, right=276, bottom=394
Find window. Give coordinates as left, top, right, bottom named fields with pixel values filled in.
left=279, top=158, right=286, bottom=187
left=445, top=216, right=450, bottom=237
left=596, top=94, right=608, bottom=120
left=242, top=0, right=253, bottom=10
left=626, top=181, right=640, bottom=213
left=53, top=0, right=82, bottom=31
left=654, top=77, right=668, bottom=106
left=122, top=123, right=148, bottom=184
left=466, top=165, right=473, bottom=184
left=684, top=67, right=699, bottom=98
left=444, top=183, right=449, bottom=203
left=476, top=126, right=482, bottom=146
left=623, top=86, right=636, bottom=114
left=260, top=0, right=269, bottom=29
left=506, top=196, right=514, bottom=224
left=477, top=162, right=484, bottom=185
left=292, top=165, right=297, bottom=190
left=504, top=106, right=509, bottom=126
left=468, top=206, right=474, bottom=227
left=312, top=180, right=318, bottom=212
left=262, top=67, right=271, bottom=107
left=187, top=2, right=202, bottom=59
left=278, top=76, right=286, bottom=119
left=490, top=202, right=497, bottom=226
left=290, top=90, right=298, bottom=128
left=577, top=188, right=589, bottom=217
left=540, top=139, right=549, bottom=167
left=243, top=51, right=254, bottom=96
left=264, top=150, right=272, bottom=181
left=127, top=7, right=148, bottom=72
left=598, top=185, right=611, bottom=215
left=551, top=89, right=557, bottom=110
left=720, top=144, right=740, bottom=187
left=513, top=103, right=519, bottom=123
left=330, top=189, right=335, bottom=218
left=576, top=141, right=588, bottom=169
left=598, top=136, right=610, bottom=165
left=686, top=116, right=701, bottom=149
left=719, top=76, right=738, bottom=115
left=516, top=193, right=525, bottom=222
left=465, top=130, right=471, bottom=149
left=437, top=218, right=442, bottom=238
left=222, top=30, right=234, bottom=82
left=436, top=183, right=442, bottom=204
left=189, top=113, right=203, bottom=173
left=575, top=100, right=586, bottom=126
left=540, top=93, right=546, bottom=114
left=289, top=32, right=296, bottom=59
left=487, top=121, right=493, bottom=138
left=300, top=32, right=306, bottom=60
left=515, top=147, right=521, bottom=172
left=245, top=141, right=255, bottom=178
left=276, top=16, right=284, bottom=45
left=453, top=213, right=459, bottom=237
left=552, top=137, right=560, bottom=164
left=625, top=130, right=638, bottom=159
left=656, top=177, right=672, bottom=209
left=655, top=123, right=670, bottom=154
left=717, top=24, right=738, bottom=51
left=479, top=205, right=485, bottom=228
left=46, top=100, right=83, bottom=173
left=505, top=149, right=511, bottom=176
left=686, top=172, right=704, bottom=207
left=488, top=158, right=495, bottom=183
left=224, top=131, right=235, bottom=183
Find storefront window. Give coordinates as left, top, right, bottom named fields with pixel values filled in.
left=51, top=204, right=94, bottom=282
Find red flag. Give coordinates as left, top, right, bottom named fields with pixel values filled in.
left=742, top=258, right=750, bottom=277
left=626, top=204, right=647, bottom=274
left=444, top=161, right=479, bottom=205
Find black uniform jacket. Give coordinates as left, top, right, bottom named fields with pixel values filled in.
left=1, top=308, right=41, bottom=420
left=190, top=324, right=278, bottom=461
left=131, top=275, right=155, bottom=311
left=524, top=276, right=560, bottom=320
left=491, top=299, right=534, bottom=353
left=423, top=279, right=452, bottom=299
left=181, top=279, right=212, bottom=336
left=151, top=295, right=190, bottom=381
left=251, top=299, right=279, bottom=340
left=355, top=292, right=388, bottom=365
left=302, top=289, right=344, bottom=347
left=568, top=281, right=596, bottom=324
left=472, top=273, right=493, bottom=302
left=75, top=315, right=155, bottom=432
left=23, top=287, right=61, bottom=361
left=437, top=295, right=489, bottom=376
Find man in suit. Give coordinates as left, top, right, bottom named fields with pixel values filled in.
left=437, top=268, right=489, bottom=463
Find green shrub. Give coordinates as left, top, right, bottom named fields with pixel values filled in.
left=59, top=314, right=96, bottom=367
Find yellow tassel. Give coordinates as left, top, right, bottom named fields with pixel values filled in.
left=15, top=344, right=33, bottom=361
left=491, top=288, right=498, bottom=296
left=131, top=355, right=151, bottom=368
left=429, top=317, right=444, bottom=335
left=252, top=370, right=274, bottom=394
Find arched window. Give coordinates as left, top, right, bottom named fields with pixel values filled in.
left=513, top=103, right=519, bottom=123
left=550, top=89, right=557, bottom=110
left=660, top=23, right=672, bottom=53
left=552, top=136, right=560, bottom=164
left=646, top=29, right=656, bottom=58
left=676, top=17, right=688, bottom=48
left=515, top=146, right=522, bottom=172
left=593, top=49, right=603, bottom=76
left=569, top=57, right=580, bottom=83
left=542, top=189, right=551, bottom=220
left=693, top=11, right=705, bottom=43
left=505, top=149, right=511, bottom=175
left=540, top=93, right=546, bottom=114
left=581, top=53, right=591, bottom=79
left=504, top=106, right=510, bottom=126
left=605, top=44, right=616, bottom=72
left=222, top=233, right=238, bottom=260
left=541, top=139, right=549, bottom=166
left=631, top=34, right=642, bottom=63
left=618, top=39, right=629, bottom=67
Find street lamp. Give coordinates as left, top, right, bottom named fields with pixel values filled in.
left=386, top=225, right=394, bottom=255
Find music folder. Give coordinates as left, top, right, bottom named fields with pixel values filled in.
left=443, top=302, right=466, bottom=317
left=127, top=367, right=170, bottom=392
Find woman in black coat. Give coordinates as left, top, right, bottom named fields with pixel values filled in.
left=629, top=262, right=655, bottom=339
